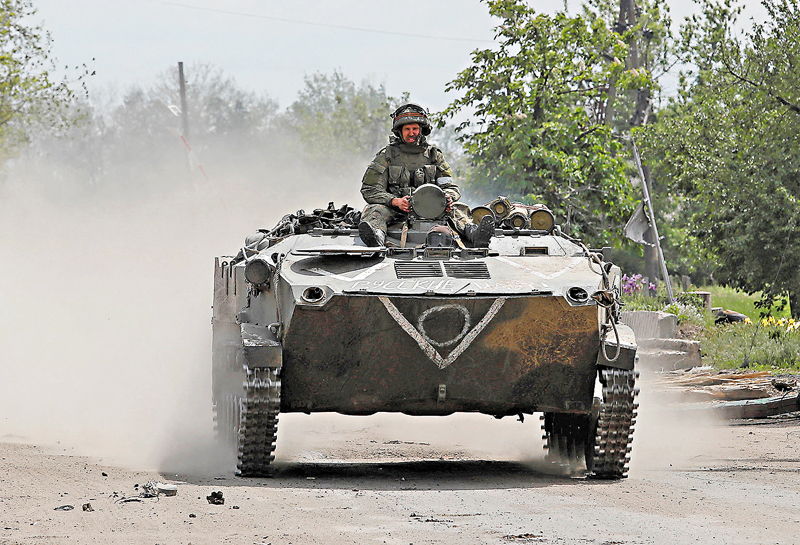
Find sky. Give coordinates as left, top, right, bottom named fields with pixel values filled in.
left=33, top=0, right=497, bottom=113
left=33, top=0, right=767, bottom=112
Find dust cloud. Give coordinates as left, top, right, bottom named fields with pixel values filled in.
left=628, top=363, right=728, bottom=476
left=0, top=154, right=362, bottom=475
left=0, top=161, right=542, bottom=475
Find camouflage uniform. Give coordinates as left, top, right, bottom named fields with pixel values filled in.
left=360, top=135, right=470, bottom=234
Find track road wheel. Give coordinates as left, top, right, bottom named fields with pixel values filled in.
left=541, top=412, right=591, bottom=474
left=212, top=320, right=281, bottom=477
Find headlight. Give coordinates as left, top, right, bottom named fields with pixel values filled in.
left=244, top=259, right=272, bottom=286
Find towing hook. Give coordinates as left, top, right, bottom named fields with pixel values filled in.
left=591, top=289, right=616, bottom=308
left=267, top=322, right=282, bottom=339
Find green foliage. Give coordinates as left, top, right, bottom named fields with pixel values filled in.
left=286, top=71, right=407, bottom=168
left=662, top=301, right=708, bottom=326
left=639, top=0, right=800, bottom=315
left=622, top=292, right=711, bottom=328
left=0, top=0, right=86, bottom=160
left=622, top=284, right=800, bottom=369
left=701, top=321, right=800, bottom=371
left=442, top=0, right=663, bottom=246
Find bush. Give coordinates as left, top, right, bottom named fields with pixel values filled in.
left=662, top=301, right=707, bottom=326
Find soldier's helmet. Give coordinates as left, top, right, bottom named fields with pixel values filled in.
left=391, top=103, right=432, bottom=136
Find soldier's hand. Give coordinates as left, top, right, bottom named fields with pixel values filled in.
left=445, top=195, right=453, bottom=213
left=392, top=196, right=411, bottom=212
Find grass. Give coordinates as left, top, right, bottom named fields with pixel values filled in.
left=697, top=285, right=791, bottom=321
left=700, top=320, right=800, bottom=372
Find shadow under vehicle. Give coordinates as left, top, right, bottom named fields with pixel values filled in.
left=212, top=185, right=638, bottom=478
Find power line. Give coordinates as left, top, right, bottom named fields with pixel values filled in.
left=143, top=0, right=495, bottom=44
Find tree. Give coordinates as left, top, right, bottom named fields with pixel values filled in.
left=15, top=63, right=280, bottom=197
left=284, top=71, right=408, bottom=168
left=0, top=0, right=85, bottom=160
left=640, top=0, right=800, bottom=315
left=15, top=66, right=409, bottom=208
left=442, top=0, right=657, bottom=245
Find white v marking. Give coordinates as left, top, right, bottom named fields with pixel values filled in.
left=379, top=297, right=506, bottom=369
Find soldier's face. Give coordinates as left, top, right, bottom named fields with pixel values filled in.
left=401, top=123, right=420, bottom=144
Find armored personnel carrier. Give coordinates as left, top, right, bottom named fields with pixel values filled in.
left=212, top=185, right=638, bottom=478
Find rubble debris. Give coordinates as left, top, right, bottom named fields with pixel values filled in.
left=113, top=481, right=177, bottom=504
left=714, top=308, right=749, bottom=324
left=655, top=368, right=800, bottom=418
left=156, top=483, right=178, bottom=497
left=206, top=491, right=224, bottom=505
left=655, top=369, right=780, bottom=401
left=771, top=378, right=797, bottom=392
left=712, top=392, right=800, bottom=419
left=141, top=481, right=161, bottom=498
left=503, top=534, right=544, bottom=541
left=53, top=505, right=74, bottom=511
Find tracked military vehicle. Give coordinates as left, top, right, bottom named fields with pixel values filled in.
left=212, top=185, right=638, bottom=478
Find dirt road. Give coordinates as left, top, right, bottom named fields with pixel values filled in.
left=2, top=386, right=800, bottom=545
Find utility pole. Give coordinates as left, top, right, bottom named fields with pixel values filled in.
left=609, top=0, right=661, bottom=286
left=178, top=61, right=189, bottom=140
left=605, top=0, right=639, bottom=126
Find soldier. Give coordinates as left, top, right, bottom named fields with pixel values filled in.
left=358, top=103, right=494, bottom=247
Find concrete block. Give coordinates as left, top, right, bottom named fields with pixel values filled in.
left=619, top=310, right=677, bottom=341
